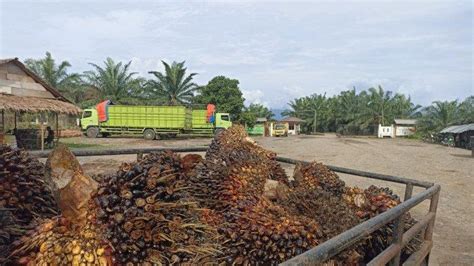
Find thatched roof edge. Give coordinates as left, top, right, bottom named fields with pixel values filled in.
left=0, top=94, right=82, bottom=115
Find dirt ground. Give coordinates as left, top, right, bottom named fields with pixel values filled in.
left=62, top=134, right=474, bottom=265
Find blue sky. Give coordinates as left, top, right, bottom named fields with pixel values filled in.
left=0, top=0, right=472, bottom=108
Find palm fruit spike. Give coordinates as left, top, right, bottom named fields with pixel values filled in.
left=93, top=151, right=221, bottom=264
left=0, top=145, right=59, bottom=263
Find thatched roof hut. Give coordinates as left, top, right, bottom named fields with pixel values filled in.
left=0, top=58, right=81, bottom=114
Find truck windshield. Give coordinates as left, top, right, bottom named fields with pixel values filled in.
left=275, top=125, right=285, bottom=129
left=221, top=115, right=230, bottom=121
left=83, top=111, right=92, bottom=118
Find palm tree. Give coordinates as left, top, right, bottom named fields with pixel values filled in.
left=422, top=100, right=459, bottom=130
left=147, top=61, right=198, bottom=105
left=25, top=52, right=81, bottom=101
left=83, top=58, right=141, bottom=103
left=364, top=85, right=395, bottom=126
left=456, top=96, right=474, bottom=124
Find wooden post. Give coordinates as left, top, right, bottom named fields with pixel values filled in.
left=56, top=113, right=59, bottom=145
left=424, top=189, right=440, bottom=264
left=1, top=110, right=4, bottom=144
left=471, top=136, right=474, bottom=157
left=40, top=124, right=44, bottom=151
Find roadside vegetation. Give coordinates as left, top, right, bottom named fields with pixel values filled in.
left=25, top=52, right=473, bottom=137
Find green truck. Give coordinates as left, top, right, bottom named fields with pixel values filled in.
left=80, top=105, right=232, bottom=139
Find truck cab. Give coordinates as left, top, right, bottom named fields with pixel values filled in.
left=80, top=109, right=98, bottom=130
left=215, top=113, right=232, bottom=129
left=273, top=123, right=288, bottom=137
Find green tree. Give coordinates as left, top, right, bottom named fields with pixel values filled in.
left=240, top=103, right=274, bottom=128
left=25, top=52, right=82, bottom=102
left=456, top=96, right=474, bottom=124
left=244, top=103, right=274, bottom=120
left=83, top=58, right=142, bottom=103
left=363, top=85, right=394, bottom=127
left=418, top=100, right=459, bottom=133
left=147, top=61, right=198, bottom=105
left=194, top=76, right=245, bottom=120
left=282, top=93, right=333, bottom=133
left=282, top=86, right=422, bottom=135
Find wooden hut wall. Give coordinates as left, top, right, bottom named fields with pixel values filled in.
left=0, top=63, right=55, bottom=99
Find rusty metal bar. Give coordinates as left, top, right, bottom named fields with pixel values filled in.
left=404, top=183, right=413, bottom=201
left=280, top=184, right=440, bottom=265
left=403, top=241, right=433, bottom=266
left=276, top=156, right=434, bottom=188
left=424, top=190, right=440, bottom=242
left=402, top=212, right=434, bottom=247
left=423, top=189, right=440, bottom=264
left=367, top=244, right=400, bottom=266
left=30, top=147, right=209, bottom=158
left=389, top=216, right=405, bottom=266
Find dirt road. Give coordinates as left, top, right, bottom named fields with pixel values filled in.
left=63, top=134, right=473, bottom=265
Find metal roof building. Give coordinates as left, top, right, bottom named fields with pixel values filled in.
left=440, top=123, right=474, bottom=134
left=394, top=119, right=417, bottom=125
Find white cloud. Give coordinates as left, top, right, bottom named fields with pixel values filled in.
left=242, top=89, right=268, bottom=106
left=0, top=1, right=470, bottom=109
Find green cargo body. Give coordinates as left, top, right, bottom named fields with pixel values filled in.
left=102, top=105, right=192, bottom=129
left=192, top=110, right=213, bottom=129
left=80, top=103, right=232, bottom=139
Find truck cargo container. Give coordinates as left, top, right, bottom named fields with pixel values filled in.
left=80, top=104, right=232, bottom=139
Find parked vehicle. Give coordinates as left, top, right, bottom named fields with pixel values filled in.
left=80, top=103, right=232, bottom=139
left=273, top=123, right=288, bottom=137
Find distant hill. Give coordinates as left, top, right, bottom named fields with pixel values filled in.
left=271, top=108, right=286, bottom=120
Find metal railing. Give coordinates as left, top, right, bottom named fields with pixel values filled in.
left=31, top=147, right=440, bottom=266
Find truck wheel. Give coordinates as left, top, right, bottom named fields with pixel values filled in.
left=143, top=129, right=156, bottom=140
left=214, top=128, right=224, bottom=136
left=86, top=127, right=99, bottom=138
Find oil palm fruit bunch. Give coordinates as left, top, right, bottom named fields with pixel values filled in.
left=274, top=186, right=364, bottom=263
left=187, top=159, right=270, bottom=211
left=13, top=215, right=112, bottom=266
left=0, top=146, right=59, bottom=262
left=1, top=208, right=33, bottom=264
left=0, top=146, right=58, bottom=222
left=193, top=127, right=325, bottom=264
left=343, top=185, right=400, bottom=219
left=292, top=162, right=346, bottom=196
left=206, top=198, right=322, bottom=265
left=93, top=151, right=221, bottom=265
left=9, top=145, right=110, bottom=265
left=343, top=185, right=421, bottom=261
left=206, top=126, right=290, bottom=185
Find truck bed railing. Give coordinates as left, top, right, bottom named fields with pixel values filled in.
left=30, top=147, right=440, bottom=266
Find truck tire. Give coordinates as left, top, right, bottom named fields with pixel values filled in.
left=143, top=129, right=156, bottom=140
left=86, top=127, right=99, bottom=138
left=214, top=128, right=225, bottom=136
